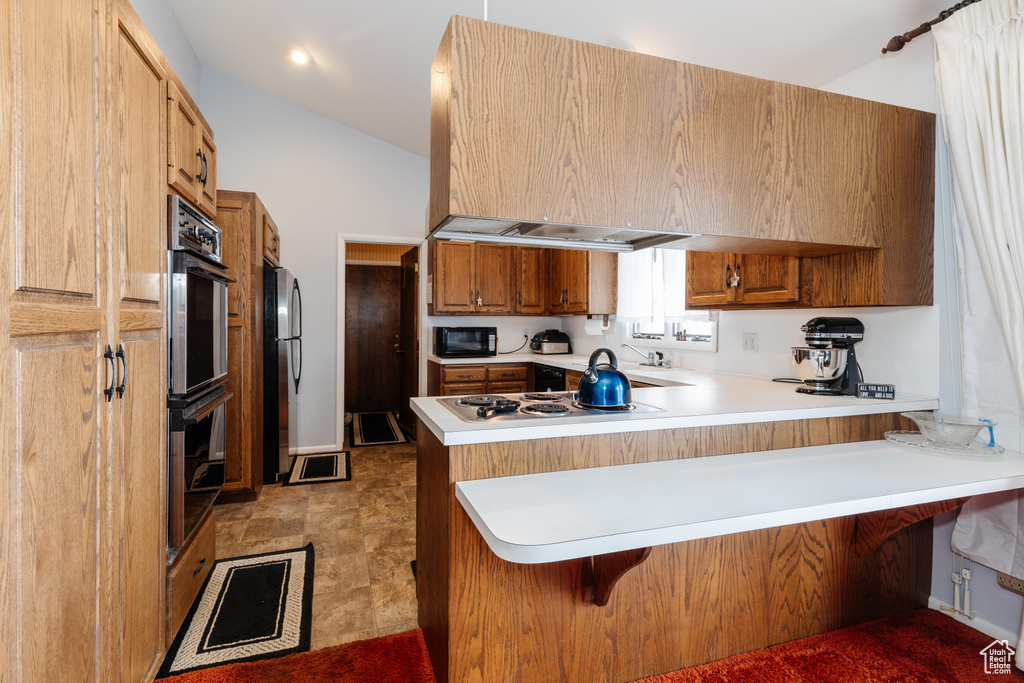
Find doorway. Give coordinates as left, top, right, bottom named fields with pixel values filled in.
left=343, top=243, right=419, bottom=437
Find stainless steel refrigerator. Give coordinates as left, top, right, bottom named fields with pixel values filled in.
left=263, top=265, right=302, bottom=483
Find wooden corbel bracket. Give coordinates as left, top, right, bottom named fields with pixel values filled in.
left=854, top=498, right=968, bottom=556
left=582, top=547, right=652, bottom=606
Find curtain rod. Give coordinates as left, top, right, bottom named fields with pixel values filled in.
left=881, top=0, right=984, bottom=53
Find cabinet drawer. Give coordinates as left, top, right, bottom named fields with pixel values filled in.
left=166, top=511, right=216, bottom=643
left=488, top=380, right=528, bottom=394
left=442, top=365, right=487, bottom=383
left=441, top=381, right=488, bottom=396
left=486, top=365, right=528, bottom=381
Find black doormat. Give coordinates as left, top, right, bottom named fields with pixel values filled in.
left=283, top=451, right=351, bottom=486
left=157, top=544, right=315, bottom=678
left=351, top=411, right=408, bottom=447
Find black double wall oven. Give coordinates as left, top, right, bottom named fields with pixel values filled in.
left=167, top=195, right=234, bottom=556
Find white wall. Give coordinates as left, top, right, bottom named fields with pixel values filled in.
left=125, top=0, right=201, bottom=94
left=199, top=68, right=429, bottom=451
left=820, top=36, right=1023, bottom=641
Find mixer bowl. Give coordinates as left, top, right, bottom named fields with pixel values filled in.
left=792, top=347, right=848, bottom=385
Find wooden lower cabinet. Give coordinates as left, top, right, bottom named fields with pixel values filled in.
left=565, top=369, right=584, bottom=391
left=217, top=191, right=271, bottom=500
left=417, top=412, right=932, bottom=683
left=166, top=512, right=216, bottom=643
left=430, top=361, right=531, bottom=396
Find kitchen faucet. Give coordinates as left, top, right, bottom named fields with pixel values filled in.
left=621, top=343, right=671, bottom=368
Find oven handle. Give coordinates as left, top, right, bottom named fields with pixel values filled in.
left=185, top=262, right=236, bottom=285
left=171, top=390, right=234, bottom=430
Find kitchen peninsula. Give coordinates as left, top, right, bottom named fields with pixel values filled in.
left=411, top=373, right=1024, bottom=683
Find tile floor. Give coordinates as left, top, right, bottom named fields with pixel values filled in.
left=213, top=442, right=418, bottom=650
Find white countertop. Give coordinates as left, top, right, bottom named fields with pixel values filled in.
left=455, top=440, right=1024, bottom=564
left=414, top=355, right=938, bottom=446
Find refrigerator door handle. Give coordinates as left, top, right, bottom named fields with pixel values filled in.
left=291, top=279, right=302, bottom=339
left=292, top=336, right=302, bottom=391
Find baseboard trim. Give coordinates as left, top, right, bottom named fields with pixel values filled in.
left=928, top=596, right=1019, bottom=643
left=290, top=444, right=341, bottom=456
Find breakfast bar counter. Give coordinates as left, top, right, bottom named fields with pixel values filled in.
left=413, top=376, right=963, bottom=683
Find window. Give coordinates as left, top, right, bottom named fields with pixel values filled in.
left=617, top=249, right=717, bottom=350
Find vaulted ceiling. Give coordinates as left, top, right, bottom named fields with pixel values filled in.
left=169, top=0, right=948, bottom=157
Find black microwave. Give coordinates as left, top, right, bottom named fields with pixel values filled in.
left=434, top=327, right=497, bottom=358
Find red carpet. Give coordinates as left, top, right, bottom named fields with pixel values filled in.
left=158, top=611, right=1019, bottom=682
left=157, top=629, right=435, bottom=683
left=635, top=609, right=1021, bottom=683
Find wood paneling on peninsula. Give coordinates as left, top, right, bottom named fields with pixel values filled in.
left=430, top=16, right=934, bottom=307
left=417, top=412, right=934, bottom=683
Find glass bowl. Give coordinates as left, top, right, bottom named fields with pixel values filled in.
left=901, top=412, right=995, bottom=448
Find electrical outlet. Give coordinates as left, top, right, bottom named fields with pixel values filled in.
left=742, top=333, right=758, bottom=352
left=522, top=328, right=529, bottom=337
left=997, top=571, right=1024, bottom=597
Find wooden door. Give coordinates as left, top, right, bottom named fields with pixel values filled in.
left=686, top=251, right=736, bottom=306
left=736, top=254, right=800, bottom=304
left=197, top=129, right=217, bottom=218
left=1, top=0, right=118, bottom=679
left=167, top=80, right=199, bottom=202
left=546, top=249, right=567, bottom=313
left=515, top=246, right=547, bottom=314
left=474, top=244, right=513, bottom=313
left=563, top=250, right=589, bottom=313
left=114, top=9, right=167, bottom=679
left=345, top=265, right=402, bottom=413
left=432, top=241, right=475, bottom=313
left=397, top=248, right=419, bottom=435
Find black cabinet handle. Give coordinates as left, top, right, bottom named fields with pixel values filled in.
left=193, top=557, right=206, bottom=576
left=195, top=150, right=203, bottom=183
left=103, top=345, right=116, bottom=402
left=115, top=344, right=127, bottom=399
left=725, top=266, right=732, bottom=289
left=202, top=151, right=209, bottom=186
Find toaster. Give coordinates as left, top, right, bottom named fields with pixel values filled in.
left=530, top=329, right=572, bottom=355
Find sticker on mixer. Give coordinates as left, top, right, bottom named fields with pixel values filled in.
left=856, top=383, right=895, bottom=400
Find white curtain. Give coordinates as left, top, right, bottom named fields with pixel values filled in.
left=933, top=0, right=1024, bottom=662
left=616, top=249, right=688, bottom=324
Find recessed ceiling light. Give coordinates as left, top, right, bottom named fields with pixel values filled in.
left=290, top=49, right=309, bottom=65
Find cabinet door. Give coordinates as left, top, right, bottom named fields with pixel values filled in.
left=114, top=10, right=168, bottom=679
left=515, top=246, right=547, bottom=314
left=563, top=249, right=589, bottom=313
left=441, top=381, right=488, bottom=396
left=263, top=214, right=281, bottom=266
left=546, top=249, right=567, bottom=313
left=167, top=80, right=200, bottom=202
left=197, top=129, right=217, bottom=218
left=565, top=369, right=585, bottom=391
left=1, top=0, right=117, bottom=678
left=685, top=251, right=736, bottom=306
left=433, top=241, right=476, bottom=313
left=474, top=244, right=513, bottom=313
left=736, top=254, right=800, bottom=304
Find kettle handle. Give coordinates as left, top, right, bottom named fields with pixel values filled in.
left=586, top=348, right=618, bottom=383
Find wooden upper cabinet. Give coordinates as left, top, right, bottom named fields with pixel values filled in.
left=686, top=251, right=799, bottom=308
left=167, top=80, right=217, bottom=219
left=515, top=246, right=547, bottom=314
left=474, top=244, right=513, bottom=313
left=167, top=80, right=200, bottom=203
left=263, top=213, right=281, bottom=266
left=562, top=249, right=589, bottom=313
left=430, top=16, right=934, bottom=307
left=686, top=251, right=735, bottom=306
left=546, top=249, right=567, bottom=313
left=431, top=241, right=476, bottom=313
left=198, top=129, right=217, bottom=218
left=547, top=249, right=616, bottom=316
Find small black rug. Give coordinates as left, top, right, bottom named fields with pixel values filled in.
left=283, top=451, right=351, bottom=486
left=156, top=544, right=315, bottom=678
left=351, top=411, right=408, bottom=447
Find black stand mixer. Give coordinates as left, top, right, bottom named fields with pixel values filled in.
left=791, top=317, right=864, bottom=396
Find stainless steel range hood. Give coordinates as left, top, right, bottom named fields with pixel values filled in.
left=428, top=216, right=697, bottom=252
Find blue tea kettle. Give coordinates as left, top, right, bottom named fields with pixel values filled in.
left=577, top=348, right=631, bottom=407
